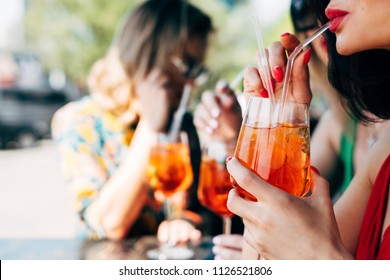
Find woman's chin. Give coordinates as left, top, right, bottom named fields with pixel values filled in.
left=336, top=36, right=380, bottom=56
left=336, top=39, right=356, bottom=56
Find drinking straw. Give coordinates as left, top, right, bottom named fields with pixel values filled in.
left=168, top=61, right=209, bottom=142
left=169, top=83, right=192, bottom=142
left=229, top=66, right=246, bottom=90
left=279, top=22, right=330, bottom=122
left=253, top=16, right=275, bottom=106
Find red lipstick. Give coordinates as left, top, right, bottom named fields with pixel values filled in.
left=325, top=9, right=349, bottom=32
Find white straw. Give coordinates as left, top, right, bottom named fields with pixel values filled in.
left=229, top=67, right=246, bottom=90
left=253, top=16, right=275, bottom=106
left=169, top=83, right=192, bottom=142
left=279, top=22, right=330, bottom=122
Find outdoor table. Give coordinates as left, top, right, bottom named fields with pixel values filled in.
left=0, top=236, right=214, bottom=260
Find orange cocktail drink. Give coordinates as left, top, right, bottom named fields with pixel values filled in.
left=198, top=141, right=233, bottom=235
left=232, top=97, right=311, bottom=201
left=198, top=157, right=233, bottom=217
left=145, top=132, right=194, bottom=260
left=147, top=142, right=193, bottom=197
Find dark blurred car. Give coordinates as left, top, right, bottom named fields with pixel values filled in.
left=0, top=51, right=80, bottom=149
left=0, top=88, right=71, bottom=148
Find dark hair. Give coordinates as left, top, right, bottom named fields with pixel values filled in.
left=116, top=0, right=213, bottom=81
left=290, top=0, right=317, bottom=32
left=307, top=0, right=390, bottom=122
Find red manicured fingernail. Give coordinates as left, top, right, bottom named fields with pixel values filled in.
left=259, top=89, right=269, bottom=98
left=273, top=66, right=284, bottom=83
left=281, top=32, right=290, bottom=37
left=303, top=48, right=311, bottom=65
left=311, top=166, right=320, bottom=175
left=226, top=156, right=232, bottom=164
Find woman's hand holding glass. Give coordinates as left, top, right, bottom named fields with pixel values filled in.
left=225, top=34, right=352, bottom=259
left=226, top=157, right=351, bottom=260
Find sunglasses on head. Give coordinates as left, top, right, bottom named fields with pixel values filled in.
left=171, top=56, right=208, bottom=80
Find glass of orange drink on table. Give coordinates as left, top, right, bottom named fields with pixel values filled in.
left=198, top=141, right=233, bottom=235
left=146, top=132, right=194, bottom=260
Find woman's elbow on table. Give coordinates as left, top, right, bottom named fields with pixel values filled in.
left=105, top=229, right=128, bottom=240
left=88, top=209, right=133, bottom=241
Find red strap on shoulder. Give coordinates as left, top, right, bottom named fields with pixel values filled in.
left=356, top=153, right=390, bottom=260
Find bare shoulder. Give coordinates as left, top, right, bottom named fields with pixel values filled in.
left=319, top=109, right=342, bottom=126
left=366, top=129, right=390, bottom=187
left=313, top=109, right=344, bottom=148
left=336, top=128, right=389, bottom=200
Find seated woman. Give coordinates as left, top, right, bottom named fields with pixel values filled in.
left=52, top=0, right=215, bottom=241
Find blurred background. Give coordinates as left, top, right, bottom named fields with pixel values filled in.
left=0, top=0, right=293, bottom=239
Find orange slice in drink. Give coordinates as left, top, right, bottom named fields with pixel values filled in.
left=257, top=126, right=286, bottom=175
left=286, top=132, right=306, bottom=169
left=270, top=164, right=301, bottom=196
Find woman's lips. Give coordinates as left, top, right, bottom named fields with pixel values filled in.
left=325, top=9, right=349, bottom=32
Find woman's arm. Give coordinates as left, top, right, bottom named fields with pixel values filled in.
left=226, top=157, right=353, bottom=259
left=334, top=131, right=390, bottom=255
left=224, top=129, right=389, bottom=259
left=52, top=104, right=157, bottom=240
left=53, top=69, right=176, bottom=240
left=86, top=120, right=156, bottom=240
left=87, top=69, right=174, bottom=239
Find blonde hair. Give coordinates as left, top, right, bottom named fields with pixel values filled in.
left=88, top=0, right=212, bottom=125
left=117, top=0, right=212, bottom=81
left=87, top=49, right=137, bottom=125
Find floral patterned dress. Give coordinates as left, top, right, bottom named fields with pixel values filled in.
left=51, top=96, right=164, bottom=239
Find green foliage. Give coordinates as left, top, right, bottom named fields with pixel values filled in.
left=25, top=0, right=291, bottom=94
left=190, top=0, right=292, bottom=105
left=25, top=0, right=143, bottom=88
